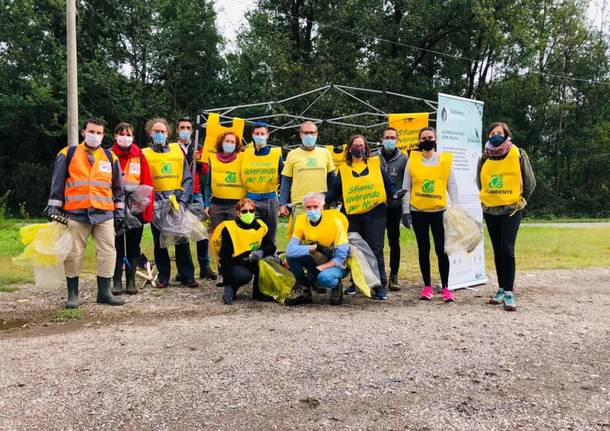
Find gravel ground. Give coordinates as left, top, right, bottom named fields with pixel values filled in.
left=1, top=267, right=609, bottom=430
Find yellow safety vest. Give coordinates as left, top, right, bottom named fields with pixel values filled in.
left=241, top=146, right=282, bottom=193
left=409, top=151, right=452, bottom=211
left=209, top=154, right=246, bottom=200
left=211, top=219, right=268, bottom=257
left=294, top=209, right=348, bottom=248
left=201, top=112, right=245, bottom=163
left=340, top=157, right=387, bottom=215
left=480, top=146, right=521, bottom=207
left=142, top=143, right=184, bottom=192
left=326, top=145, right=346, bottom=173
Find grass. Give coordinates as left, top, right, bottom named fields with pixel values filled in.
left=53, top=308, right=82, bottom=321
left=0, top=218, right=609, bottom=289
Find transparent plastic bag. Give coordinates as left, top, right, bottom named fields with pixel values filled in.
left=443, top=205, right=483, bottom=255
left=34, top=264, right=65, bottom=289
left=13, top=222, right=73, bottom=268
left=126, top=184, right=153, bottom=215
left=258, top=258, right=295, bottom=303
left=154, top=199, right=207, bottom=248
left=347, top=232, right=380, bottom=296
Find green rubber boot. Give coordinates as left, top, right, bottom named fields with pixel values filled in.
left=112, top=265, right=123, bottom=295
left=96, top=276, right=124, bottom=306
left=66, top=277, right=79, bottom=309
left=125, top=259, right=138, bottom=295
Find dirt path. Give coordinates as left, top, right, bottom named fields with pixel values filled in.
left=1, top=268, right=609, bottom=430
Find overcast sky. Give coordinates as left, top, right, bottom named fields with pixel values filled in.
left=214, top=0, right=608, bottom=46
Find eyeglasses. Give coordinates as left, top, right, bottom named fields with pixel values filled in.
left=240, top=209, right=256, bottom=214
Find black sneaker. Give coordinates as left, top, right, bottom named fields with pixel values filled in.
left=388, top=274, right=401, bottom=291
left=223, top=285, right=234, bottom=305
left=200, top=266, right=218, bottom=281
left=329, top=282, right=343, bottom=306
left=284, top=284, right=313, bottom=306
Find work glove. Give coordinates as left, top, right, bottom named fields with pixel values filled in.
left=42, top=205, right=62, bottom=221
left=402, top=213, right=412, bottom=229
left=114, top=216, right=126, bottom=236
left=243, top=249, right=264, bottom=264
left=316, top=244, right=334, bottom=260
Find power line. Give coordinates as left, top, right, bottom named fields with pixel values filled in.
left=224, top=0, right=610, bottom=86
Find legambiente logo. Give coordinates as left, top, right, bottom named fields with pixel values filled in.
left=422, top=179, right=435, bottom=193
left=160, top=162, right=172, bottom=174
left=489, top=175, right=504, bottom=189
left=225, top=171, right=237, bottom=183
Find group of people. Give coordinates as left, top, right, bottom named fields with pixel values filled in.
left=44, top=116, right=535, bottom=312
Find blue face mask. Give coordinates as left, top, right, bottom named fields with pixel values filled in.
left=302, top=134, right=317, bottom=148
left=222, top=142, right=236, bottom=153
left=253, top=135, right=267, bottom=147
left=178, top=130, right=191, bottom=141
left=382, top=139, right=397, bottom=151
left=152, top=132, right=167, bottom=146
left=488, top=134, right=506, bottom=147
left=306, top=209, right=321, bottom=223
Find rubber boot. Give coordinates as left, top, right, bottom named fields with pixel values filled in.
left=330, top=281, right=343, bottom=306
left=125, top=258, right=138, bottom=295
left=223, top=285, right=235, bottom=305
left=66, top=277, right=79, bottom=309
left=96, top=276, right=124, bottom=306
left=112, top=265, right=123, bottom=295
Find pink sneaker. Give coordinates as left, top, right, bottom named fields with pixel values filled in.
left=441, top=288, right=454, bottom=302
left=420, top=286, right=434, bottom=300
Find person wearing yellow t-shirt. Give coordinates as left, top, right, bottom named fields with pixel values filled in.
left=285, top=192, right=350, bottom=306
left=476, top=122, right=536, bottom=312
left=203, top=131, right=246, bottom=230
left=401, top=127, right=459, bottom=303
left=326, top=134, right=400, bottom=300
left=242, top=121, right=283, bottom=244
left=142, top=117, right=198, bottom=289
left=278, top=121, right=335, bottom=233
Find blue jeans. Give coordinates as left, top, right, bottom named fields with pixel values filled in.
left=287, top=255, right=346, bottom=289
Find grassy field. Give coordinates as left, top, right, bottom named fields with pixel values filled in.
left=1, top=218, right=609, bottom=288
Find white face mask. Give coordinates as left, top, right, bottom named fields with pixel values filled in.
left=84, top=132, right=103, bottom=148
left=116, top=135, right=133, bottom=148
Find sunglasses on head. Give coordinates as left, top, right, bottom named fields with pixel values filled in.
left=240, top=209, right=256, bottom=214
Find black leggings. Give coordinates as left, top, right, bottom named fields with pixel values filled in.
left=221, top=262, right=267, bottom=299
left=484, top=211, right=522, bottom=291
left=411, top=210, right=449, bottom=288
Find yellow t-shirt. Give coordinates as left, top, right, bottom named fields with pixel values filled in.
left=292, top=209, right=348, bottom=248
left=282, top=147, right=335, bottom=204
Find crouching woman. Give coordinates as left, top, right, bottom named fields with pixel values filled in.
left=285, top=192, right=349, bottom=306
left=216, top=198, right=276, bottom=305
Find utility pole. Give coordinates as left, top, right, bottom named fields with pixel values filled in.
left=66, top=0, right=78, bottom=146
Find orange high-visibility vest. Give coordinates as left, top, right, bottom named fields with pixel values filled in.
left=122, top=156, right=142, bottom=187
left=63, top=144, right=118, bottom=211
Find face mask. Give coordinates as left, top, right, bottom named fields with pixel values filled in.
left=350, top=148, right=365, bottom=158
left=84, top=133, right=103, bottom=148
left=488, top=134, right=506, bottom=147
left=306, top=209, right=321, bottom=223
left=222, top=142, right=236, bottom=153
left=178, top=130, right=191, bottom=141
left=253, top=135, right=267, bottom=147
left=302, top=135, right=317, bottom=148
left=419, top=140, right=436, bottom=152
left=116, top=135, right=133, bottom=148
left=152, top=132, right=167, bottom=146
left=239, top=212, right=255, bottom=225
left=382, top=139, right=397, bottom=151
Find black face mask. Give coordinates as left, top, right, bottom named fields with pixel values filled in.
left=419, top=140, right=436, bottom=151
left=350, top=148, right=365, bottom=158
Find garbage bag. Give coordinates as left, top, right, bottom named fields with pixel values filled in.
left=346, top=232, right=380, bottom=297
left=258, top=258, right=295, bottom=303
left=13, top=222, right=73, bottom=268
left=153, top=199, right=207, bottom=248
left=443, top=205, right=483, bottom=255
left=126, top=184, right=153, bottom=215
left=34, top=264, right=65, bottom=289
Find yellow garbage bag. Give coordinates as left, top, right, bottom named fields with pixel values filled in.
left=347, top=251, right=372, bottom=298
left=13, top=222, right=73, bottom=267
left=258, top=259, right=295, bottom=303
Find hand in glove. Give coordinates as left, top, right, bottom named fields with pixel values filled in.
left=243, top=249, right=264, bottom=264
left=42, top=205, right=62, bottom=222
left=316, top=244, right=334, bottom=259
left=114, top=217, right=126, bottom=236
left=402, top=213, right=412, bottom=229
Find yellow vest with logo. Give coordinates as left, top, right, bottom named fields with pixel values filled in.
left=340, top=157, right=387, bottom=215
left=480, top=146, right=521, bottom=207
left=210, top=154, right=246, bottom=200
left=142, top=143, right=184, bottom=192
left=293, top=209, right=348, bottom=248
left=212, top=219, right=268, bottom=257
left=241, top=146, right=282, bottom=193
left=409, top=151, right=452, bottom=211
left=201, top=112, right=245, bottom=163
left=326, top=145, right=346, bottom=173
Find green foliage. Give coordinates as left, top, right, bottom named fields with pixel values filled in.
left=53, top=308, right=82, bottom=321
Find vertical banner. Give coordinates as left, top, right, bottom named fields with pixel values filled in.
left=436, top=93, right=487, bottom=289
left=387, top=113, right=429, bottom=153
